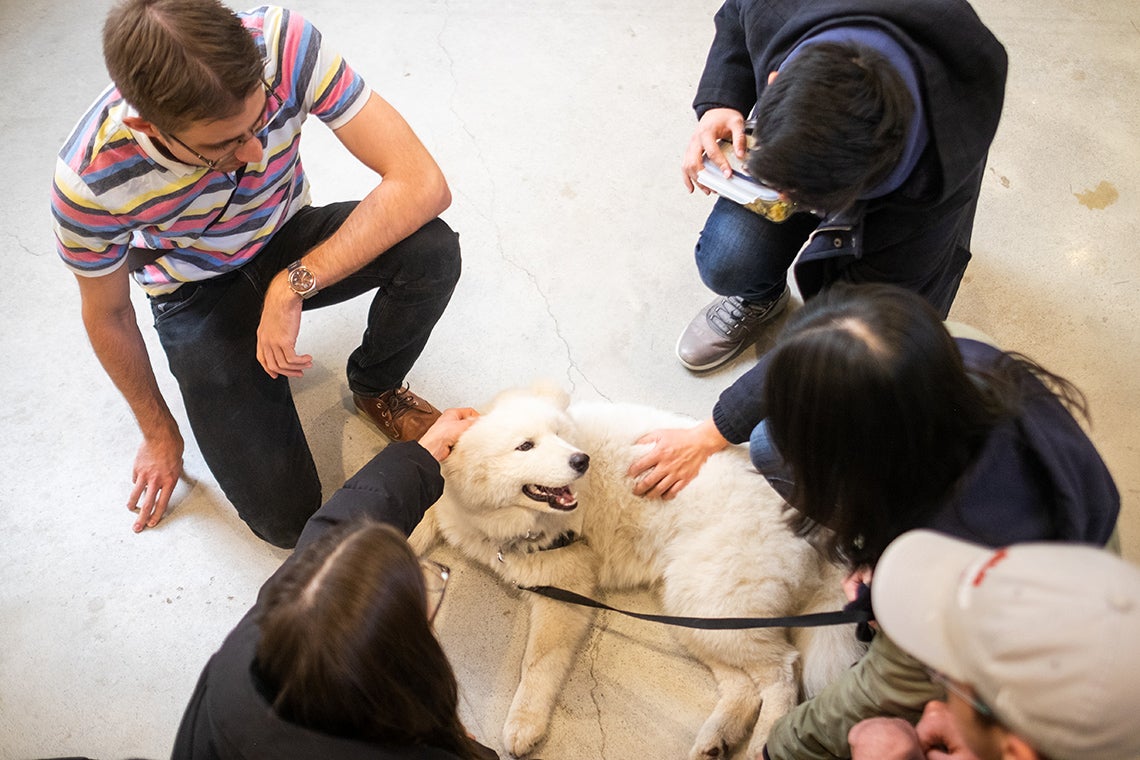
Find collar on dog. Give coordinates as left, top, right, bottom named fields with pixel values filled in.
left=497, top=530, right=581, bottom=563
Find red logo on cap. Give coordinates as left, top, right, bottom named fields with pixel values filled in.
left=971, top=547, right=1009, bottom=587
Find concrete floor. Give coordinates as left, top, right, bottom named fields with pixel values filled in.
left=1, top=1, right=1136, bottom=758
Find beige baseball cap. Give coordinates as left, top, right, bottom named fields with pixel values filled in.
left=873, top=530, right=1140, bottom=760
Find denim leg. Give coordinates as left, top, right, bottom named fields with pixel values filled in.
left=151, top=274, right=321, bottom=549
left=749, top=419, right=794, bottom=502
left=694, top=197, right=820, bottom=303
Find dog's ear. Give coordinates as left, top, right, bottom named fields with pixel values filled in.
left=528, top=379, right=570, bottom=410
left=486, top=380, right=570, bottom=411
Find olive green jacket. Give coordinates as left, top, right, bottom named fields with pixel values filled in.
left=765, top=527, right=1123, bottom=760
left=764, top=632, right=941, bottom=760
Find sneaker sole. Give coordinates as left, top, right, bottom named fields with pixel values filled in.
left=675, top=332, right=754, bottom=372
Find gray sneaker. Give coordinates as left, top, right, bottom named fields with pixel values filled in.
left=675, top=289, right=790, bottom=371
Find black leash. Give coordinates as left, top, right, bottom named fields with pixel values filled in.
left=521, top=585, right=871, bottom=630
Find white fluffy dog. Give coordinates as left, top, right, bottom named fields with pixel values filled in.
left=409, top=386, right=863, bottom=759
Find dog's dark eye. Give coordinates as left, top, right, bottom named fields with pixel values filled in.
left=516, top=441, right=534, bottom=452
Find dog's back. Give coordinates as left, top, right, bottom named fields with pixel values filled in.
left=567, top=400, right=863, bottom=689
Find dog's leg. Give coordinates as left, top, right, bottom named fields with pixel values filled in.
left=502, top=595, right=595, bottom=756
left=794, top=564, right=867, bottom=698
left=501, top=549, right=599, bottom=757
left=688, top=663, right=762, bottom=760
left=744, top=655, right=800, bottom=759
left=407, top=504, right=441, bottom=555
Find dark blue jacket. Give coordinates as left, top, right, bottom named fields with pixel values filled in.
left=713, top=338, right=1120, bottom=547
left=694, top=0, right=1008, bottom=315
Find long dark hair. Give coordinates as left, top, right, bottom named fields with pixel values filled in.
left=255, top=521, right=485, bottom=759
left=765, top=284, right=1088, bottom=566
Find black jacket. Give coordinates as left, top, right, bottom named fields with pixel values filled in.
left=694, top=0, right=1008, bottom=315
left=171, top=443, right=493, bottom=760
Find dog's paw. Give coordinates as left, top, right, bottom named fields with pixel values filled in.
left=689, top=737, right=730, bottom=760
left=744, top=731, right=770, bottom=760
left=502, top=709, right=547, bottom=758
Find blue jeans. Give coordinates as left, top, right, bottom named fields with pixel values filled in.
left=694, top=197, right=820, bottom=304
left=695, top=160, right=982, bottom=318
left=150, top=203, right=461, bottom=547
left=749, top=419, right=794, bottom=502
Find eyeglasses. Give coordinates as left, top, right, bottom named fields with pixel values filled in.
left=421, top=559, right=450, bottom=623
left=161, top=80, right=282, bottom=176
left=925, top=667, right=994, bottom=718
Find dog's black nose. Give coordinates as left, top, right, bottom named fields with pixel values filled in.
left=569, top=452, right=590, bottom=473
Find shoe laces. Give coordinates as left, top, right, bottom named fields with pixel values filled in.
left=708, top=295, right=778, bottom=338
left=383, top=385, right=419, bottom=417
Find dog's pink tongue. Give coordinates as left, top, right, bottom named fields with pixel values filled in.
left=556, top=489, right=577, bottom=507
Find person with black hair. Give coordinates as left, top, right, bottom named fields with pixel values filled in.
left=675, top=0, right=1008, bottom=371
left=631, top=283, right=1119, bottom=759
left=172, top=408, right=498, bottom=760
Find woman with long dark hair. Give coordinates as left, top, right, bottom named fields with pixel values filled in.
left=172, top=408, right=496, bottom=760
left=630, top=283, right=1119, bottom=759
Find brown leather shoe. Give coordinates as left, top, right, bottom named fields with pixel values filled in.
left=353, top=386, right=442, bottom=442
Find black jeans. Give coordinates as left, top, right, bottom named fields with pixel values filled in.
left=150, top=203, right=461, bottom=547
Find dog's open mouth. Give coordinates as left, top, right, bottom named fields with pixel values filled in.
left=522, top=484, right=578, bottom=510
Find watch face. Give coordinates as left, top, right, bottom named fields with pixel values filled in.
left=289, top=265, right=316, bottom=294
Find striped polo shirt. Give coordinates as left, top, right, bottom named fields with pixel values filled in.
left=52, top=5, right=369, bottom=295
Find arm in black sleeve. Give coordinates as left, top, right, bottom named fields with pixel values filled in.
left=172, top=443, right=449, bottom=760
left=712, top=350, right=774, bottom=443
left=694, top=0, right=759, bottom=118
left=295, top=441, right=444, bottom=552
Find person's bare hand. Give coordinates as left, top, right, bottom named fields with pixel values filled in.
left=917, top=701, right=982, bottom=760
left=848, top=717, right=925, bottom=760
left=256, top=276, right=312, bottom=379
left=682, top=107, right=746, bottom=193
left=128, top=426, right=184, bottom=533
left=419, top=407, right=480, bottom=462
left=844, top=566, right=874, bottom=602
left=628, top=419, right=728, bottom=499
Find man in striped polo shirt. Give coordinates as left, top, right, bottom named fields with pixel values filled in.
left=52, top=0, right=460, bottom=548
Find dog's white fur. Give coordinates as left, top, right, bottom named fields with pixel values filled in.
left=410, top=386, right=864, bottom=758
